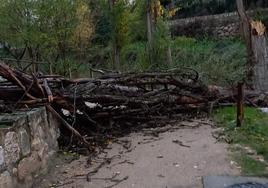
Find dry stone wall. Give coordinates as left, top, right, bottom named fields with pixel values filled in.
left=169, top=9, right=268, bottom=38
left=0, top=107, right=60, bottom=188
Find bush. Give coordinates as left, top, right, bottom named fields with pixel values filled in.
left=111, top=36, right=246, bottom=87
left=121, top=42, right=150, bottom=72
left=171, top=37, right=247, bottom=86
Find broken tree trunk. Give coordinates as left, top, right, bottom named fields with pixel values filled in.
left=236, top=0, right=255, bottom=86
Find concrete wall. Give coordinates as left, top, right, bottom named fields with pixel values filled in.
left=0, top=107, right=60, bottom=188
left=169, top=9, right=268, bottom=38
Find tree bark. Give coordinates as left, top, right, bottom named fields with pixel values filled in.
left=167, top=45, right=173, bottom=65
left=109, top=0, right=120, bottom=70
left=146, top=0, right=153, bottom=46
left=236, top=0, right=255, bottom=85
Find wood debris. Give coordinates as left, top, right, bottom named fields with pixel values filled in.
left=0, top=62, right=267, bottom=150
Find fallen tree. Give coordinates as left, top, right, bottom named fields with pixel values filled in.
left=0, top=62, right=267, bottom=150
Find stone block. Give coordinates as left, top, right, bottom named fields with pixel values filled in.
left=0, top=107, right=60, bottom=187
left=12, top=167, right=18, bottom=177
left=40, top=107, right=49, bottom=127
left=47, top=127, right=59, bottom=150
left=4, top=132, right=20, bottom=166
left=31, top=137, right=43, bottom=152
left=17, top=152, right=42, bottom=181
left=19, top=128, right=31, bottom=156
left=27, top=109, right=44, bottom=138
left=37, top=142, right=48, bottom=160
left=0, top=171, right=13, bottom=188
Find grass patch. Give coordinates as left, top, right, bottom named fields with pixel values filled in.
left=119, top=37, right=246, bottom=86
left=213, top=106, right=268, bottom=175
left=234, top=154, right=267, bottom=175
left=171, top=37, right=246, bottom=86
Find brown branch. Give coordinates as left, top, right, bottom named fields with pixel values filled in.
left=46, top=105, right=91, bottom=149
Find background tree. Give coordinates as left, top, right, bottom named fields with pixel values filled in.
left=109, top=0, right=130, bottom=70
left=0, top=0, right=95, bottom=76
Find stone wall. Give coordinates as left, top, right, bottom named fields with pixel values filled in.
left=169, top=8, right=268, bottom=38
left=0, top=107, right=60, bottom=188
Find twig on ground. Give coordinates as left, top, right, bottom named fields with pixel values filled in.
left=105, top=176, right=129, bottom=188
left=172, top=139, right=191, bottom=148
left=54, top=180, right=74, bottom=187
left=86, top=155, right=121, bottom=182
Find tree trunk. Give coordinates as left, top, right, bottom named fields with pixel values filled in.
left=153, top=0, right=158, bottom=30
left=236, top=0, right=255, bottom=85
left=27, top=47, right=37, bottom=73
left=167, top=45, right=172, bottom=65
left=113, top=42, right=120, bottom=70
left=109, top=0, right=120, bottom=70
left=251, top=26, right=268, bottom=91
left=146, top=0, right=153, bottom=46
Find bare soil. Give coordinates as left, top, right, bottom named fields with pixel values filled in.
left=36, top=120, right=240, bottom=188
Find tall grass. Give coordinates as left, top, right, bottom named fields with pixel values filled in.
left=120, top=36, right=246, bottom=86
left=171, top=37, right=247, bottom=86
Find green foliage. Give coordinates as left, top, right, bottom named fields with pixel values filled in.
left=0, top=0, right=36, bottom=47
left=149, top=20, right=172, bottom=69
left=120, top=36, right=246, bottom=86
left=93, top=0, right=112, bottom=45
left=234, top=154, right=267, bottom=175
left=0, top=0, right=249, bottom=82
left=121, top=17, right=172, bottom=71
left=253, top=9, right=268, bottom=28
left=171, top=37, right=246, bottom=86
left=0, top=0, right=94, bottom=76
left=214, top=107, right=268, bottom=165
left=0, top=48, right=10, bottom=58
left=128, top=0, right=147, bottom=42
left=110, top=0, right=131, bottom=50
left=121, top=42, right=150, bottom=71
left=36, top=0, right=78, bottom=58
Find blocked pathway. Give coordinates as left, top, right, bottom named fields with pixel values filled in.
left=36, top=120, right=240, bottom=188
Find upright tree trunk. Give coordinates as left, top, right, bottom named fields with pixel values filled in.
left=109, top=0, right=120, bottom=70
left=146, top=0, right=153, bottom=46
left=167, top=45, right=173, bottom=65
left=153, top=0, right=158, bottom=31
left=236, top=0, right=255, bottom=85
left=167, top=0, right=175, bottom=66
left=113, top=43, right=120, bottom=70
left=27, top=47, right=37, bottom=73
left=147, top=0, right=173, bottom=66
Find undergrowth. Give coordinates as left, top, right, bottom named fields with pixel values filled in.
left=213, top=107, right=268, bottom=175
left=170, top=37, right=246, bottom=86
left=120, top=36, right=246, bottom=86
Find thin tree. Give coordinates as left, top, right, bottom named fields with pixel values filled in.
left=109, top=0, right=120, bottom=70
left=236, top=0, right=255, bottom=84
left=146, top=0, right=153, bottom=46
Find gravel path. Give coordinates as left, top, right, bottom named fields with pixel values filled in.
left=36, top=120, right=240, bottom=188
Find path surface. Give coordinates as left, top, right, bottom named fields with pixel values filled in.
left=37, top=120, right=240, bottom=188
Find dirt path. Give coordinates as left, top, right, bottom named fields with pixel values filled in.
left=37, top=120, right=240, bottom=188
